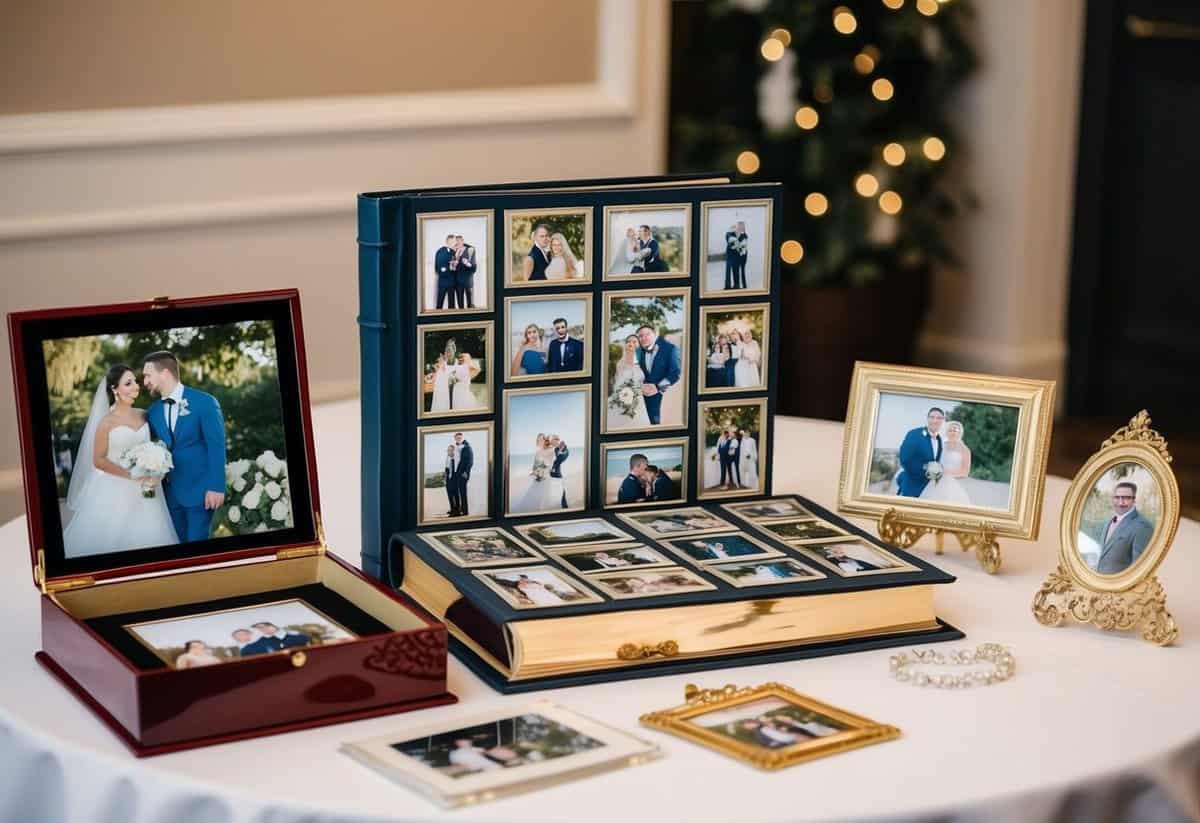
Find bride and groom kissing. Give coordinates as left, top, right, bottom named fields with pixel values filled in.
left=895, top=407, right=972, bottom=505
left=609, top=325, right=682, bottom=428
left=63, top=351, right=226, bottom=557
left=617, top=453, right=676, bottom=504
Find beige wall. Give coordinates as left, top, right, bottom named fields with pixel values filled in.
left=0, top=0, right=669, bottom=521
left=0, top=0, right=597, bottom=113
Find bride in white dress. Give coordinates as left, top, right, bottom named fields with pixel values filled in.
left=738, top=431, right=759, bottom=490
left=545, top=233, right=580, bottom=280
left=732, top=328, right=762, bottom=388
left=920, top=421, right=972, bottom=505
left=63, top=366, right=179, bottom=558
left=428, top=355, right=451, bottom=412
left=449, top=353, right=482, bottom=410
left=607, top=335, right=651, bottom=429
left=512, top=434, right=560, bottom=514
left=608, top=227, right=639, bottom=275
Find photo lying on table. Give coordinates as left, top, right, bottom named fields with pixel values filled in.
left=796, top=540, right=919, bottom=577
left=603, top=288, right=690, bottom=433
left=43, top=320, right=294, bottom=559
left=417, top=210, right=491, bottom=316
left=699, top=304, right=770, bottom=394
left=617, top=506, right=734, bottom=538
left=418, top=321, right=493, bottom=419
left=698, top=399, right=767, bottom=498
left=341, top=703, right=659, bottom=809
left=723, top=497, right=818, bottom=522
left=752, top=518, right=855, bottom=545
left=505, top=208, right=592, bottom=286
left=691, top=696, right=850, bottom=750
left=602, top=439, right=687, bottom=508
left=125, top=598, right=356, bottom=670
left=423, top=527, right=541, bottom=568
left=473, top=565, right=603, bottom=609
left=700, top=199, right=772, bottom=297
left=504, top=386, right=590, bottom=516
left=588, top=567, right=716, bottom=600
left=663, top=533, right=782, bottom=565
left=548, top=544, right=673, bottom=574
left=707, top=558, right=823, bottom=588
left=1076, top=462, right=1161, bottom=576
left=515, top=516, right=636, bottom=549
left=417, top=423, right=492, bottom=526
left=505, top=295, right=591, bottom=382
left=603, top=204, right=690, bottom=280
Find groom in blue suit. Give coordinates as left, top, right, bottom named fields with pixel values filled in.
left=635, top=325, right=681, bottom=425
left=143, top=351, right=227, bottom=543
left=895, top=407, right=945, bottom=497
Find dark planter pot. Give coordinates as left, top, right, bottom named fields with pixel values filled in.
left=777, top=270, right=931, bottom=420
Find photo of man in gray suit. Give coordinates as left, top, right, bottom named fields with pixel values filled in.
left=1093, top=481, right=1155, bottom=574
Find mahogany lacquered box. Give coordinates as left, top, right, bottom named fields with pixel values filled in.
left=9, top=290, right=456, bottom=756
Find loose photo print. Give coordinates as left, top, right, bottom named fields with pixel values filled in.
left=603, top=203, right=691, bottom=279
left=723, top=497, right=818, bottom=522
left=698, top=399, right=767, bottom=498
left=505, top=295, right=591, bottom=382
left=516, top=516, right=636, bottom=549
left=418, top=322, right=493, bottom=419
left=125, top=598, right=356, bottom=670
left=617, top=506, right=734, bottom=538
left=700, top=199, right=773, bottom=296
left=417, top=423, right=491, bottom=525
left=589, top=567, right=716, bottom=600
left=700, top=304, right=769, bottom=393
left=474, top=565, right=603, bottom=609
left=797, top=540, right=919, bottom=577
left=549, top=544, right=673, bottom=574
left=417, top=210, right=491, bottom=315
left=752, top=518, right=856, bottom=545
left=504, top=386, right=590, bottom=516
left=602, top=439, right=686, bottom=508
left=603, top=288, right=689, bottom=433
left=663, top=533, right=782, bottom=565
left=708, top=559, right=823, bottom=588
left=424, top=526, right=542, bottom=568
left=43, top=320, right=295, bottom=559
left=1076, top=462, right=1161, bottom=576
left=506, top=208, right=592, bottom=286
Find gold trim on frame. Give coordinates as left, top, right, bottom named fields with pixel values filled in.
left=640, top=682, right=900, bottom=771
left=415, top=209, right=494, bottom=317
left=503, top=293, right=594, bottom=384
left=660, top=532, right=783, bottom=566
left=415, top=421, right=494, bottom=527
left=793, top=540, right=921, bottom=578
left=416, top=320, right=495, bottom=420
left=698, top=198, right=774, bottom=298
left=472, top=564, right=604, bottom=610
left=421, top=526, right=543, bottom=569
left=586, top=566, right=716, bottom=600
left=697, top=303, right=771, bottom=395
left=503, top=206, right=595, bottom=288
left=600, top=437, right=689, bottom=510
left=545, top=543, right=675, bottom=575
left=696, top=398, right=768, bottom=500
left=514, top=516, right=638, bottom=549
left=615, top=506, right=737, bottom=538
left=721, top=497, right=819, bottom=522
left=502, top=385, right=592, bottom=518
left=706, top=558, right=825, bottom=588
left=837, top=362, right=1055, bottom=541
left=601, top=203, right=693, bottom=282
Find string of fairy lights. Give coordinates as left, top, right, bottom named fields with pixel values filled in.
left=735, top=0, right=954, bottom=268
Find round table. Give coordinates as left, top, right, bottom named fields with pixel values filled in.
left=2, top=402, right=1198, bottom=823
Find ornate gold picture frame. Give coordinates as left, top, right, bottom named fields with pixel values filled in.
left=640, top=683, right=899, bottom=771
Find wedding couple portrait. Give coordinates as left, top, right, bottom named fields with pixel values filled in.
left=477, top=565, right=601, bottom=609
left=700, top=400, right=765, bottom=496
left=419, top=424, right=490, bottom=525
left=505, top=387, right=588, bottom=516
left=551, top=544, right=671, bottom=574
left=44, top=320, right=293, bottom=558
left=799, top=540, right=916, bottom=577
left=696, top=697, right=845, bottom=751
left=590, top=567, right=715, bottom=599
left=710, top=558, right=822, bottom=588
left=701, top=305, right=769, bottom=392
left=604, top=442, right=684, bottom=507
left=867, top=393, right=1018, bottom=511
left=507, top=209, right=590, bottom=285
left=604, top=205, right=689, bottom=278
left=604, top=289, right=688, bottom=432
left=419, top=210, right=491, bottom=315
left=701, top=200, right=771, bottom=296
left=420, top=323, right=492, bottom=418
left=506, top=296, right=590, bottom=381
left=426, top=527, right=541, bottom=567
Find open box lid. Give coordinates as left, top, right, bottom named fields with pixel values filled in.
left=8, top=290, right=324, bottom=593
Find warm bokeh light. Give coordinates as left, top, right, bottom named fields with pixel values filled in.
left=916, top=0, right=939, bottom=15
left=769, top=27, right=793, bottom=47
left=761, top=38, right=785, bottom=62
left=923, top=136, right=947, bottom=161
left=872, top=78, right=894, bottom=101
left=883, top=0, right=904, bottom=9
left=780, top=240, right=804, bottom=264
left=794, top=106, right=820, bottom=129
left=833, top=7, right=858, bottom=34
left=736, top=150, right=761, bottom=175
left=855, top=173, right=880, bottom=197
left=879, top=191, right=903, bottom=214
left=883, top=142, right=907, bottom=166
left=854, top=52, right=876, bottom=74
left=804, top=192, right=829, bottom=216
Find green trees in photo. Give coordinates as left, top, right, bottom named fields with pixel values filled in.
left=948, top=402, right=1018, bottom=483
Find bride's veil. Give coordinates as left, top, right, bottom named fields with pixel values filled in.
left=65, top=377, right=111, bottom=512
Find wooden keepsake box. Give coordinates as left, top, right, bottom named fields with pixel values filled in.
left=9, top=290, right=455, bottom=756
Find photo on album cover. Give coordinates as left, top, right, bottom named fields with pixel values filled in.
left=473, top=565, right=603, bottom=609
left=796, top=540, right=920, bottom=577
left=662, top=533, right=782, bottom=565
left=603, top=204, right=691, bottom=280
left=547, top=544, right=674, bottom=574
left=616, top=506, right=734, bottom=538
left=515, top=516, right=636, bottom=549
left=416, top=422, right=492, bottom=527
left=601, top=438, right=687, bottom=509
left=418, top=321, right=493, bottom=419
left=42, top=319, right=294, bottom=560
left=417, top=210, right=492, bottom=316
left=699, top=199, right=773, bottom=297
left=752, top=518, right=856, bottom=545
left=505, top=295, right=591, bottom=382
left=707, top=558, right=824, bottom=588
left=124, top=598, right=356, bottom=670
left=423, top=526, right=542, bottom=568
left=602, top=287, right=689, bottom=434
left=698, top=399, right=767, bottom=499
left=723, top=498, right=818, bottom=522
left=588, top=567, right=716, bottom=600
left=504, top=386, right=590, bottom=517
left=505, top=207, right=592, bottom=287
left=700, top=304, right=770, bottom=394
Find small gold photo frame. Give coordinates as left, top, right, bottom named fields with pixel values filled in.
left=473, top=565, right=604, bottom=609
left=416, top=209, right=493, bottom=317
left=417, top=321, right=494, bottom=420
left=698, top=303, right=770, bottom=394
left=547, top=544, right=675, bottom=575
left=415, top=421, right=493, bottom=526
left=696, top=398, right=768, bottom=499
left=616, top=506, right=735, bottom=538
left=602, top=203, right=692, bottom=281
left=1033, top=411, right=1181, bottom=645
left=795, top=540, right=920, bottom=577
left=707, top=559, right=824, bottom=588
left=698, top=198, right=774, bottom=297
left=504, top=207, right=593, bottom=287
left=640, top=683, right=900, bottom=771
left=588, top=567, right=716, bottom=600
left=600, top=437, right=688, bottom=509
left=750, top=517, right=857, bottom=545
left=504, top=294, right=593, bottom=383
left=601, top=287, right=691, bottom=434
left=722, top=497, right=820, bottom=522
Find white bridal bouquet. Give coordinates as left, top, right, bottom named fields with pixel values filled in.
left=530, top=459, right=549, bottom=482
left=119, top=441, right=174, bottom=498
left=608, top=376, right=641, bottom=419
left=924, top=461, right=944, bottom=486
left=217, top=449, right=293, bottom=536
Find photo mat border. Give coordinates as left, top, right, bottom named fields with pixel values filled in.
left=698, top=302, right=772, bottom=396
left=503, top=206, right=595, bottom=288
left=415, top=420, right=495, bottom=527
left=415, top=208, right=495, bottom=318
left=502, top=293, right=594, bottom=384
left=601, top=202, right=694, bottom=282
left=502, top=384, right=593, bottom=518
left=600, top=436, right=690, bottom=510
left=416, top=319, right=496, bottom=421
left=698, top=197, right=775, bottom=298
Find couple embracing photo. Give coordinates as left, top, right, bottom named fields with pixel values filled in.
left=608, top=325, right=682, bottom=429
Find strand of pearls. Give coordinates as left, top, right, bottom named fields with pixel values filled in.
left=889, top=643, right=1015, bottom=689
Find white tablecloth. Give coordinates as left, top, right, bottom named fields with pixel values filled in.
left=1, top=401, right=1198, bottom=823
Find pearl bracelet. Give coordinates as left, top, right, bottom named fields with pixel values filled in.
left=889, top=643, right=1015, bottom=689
